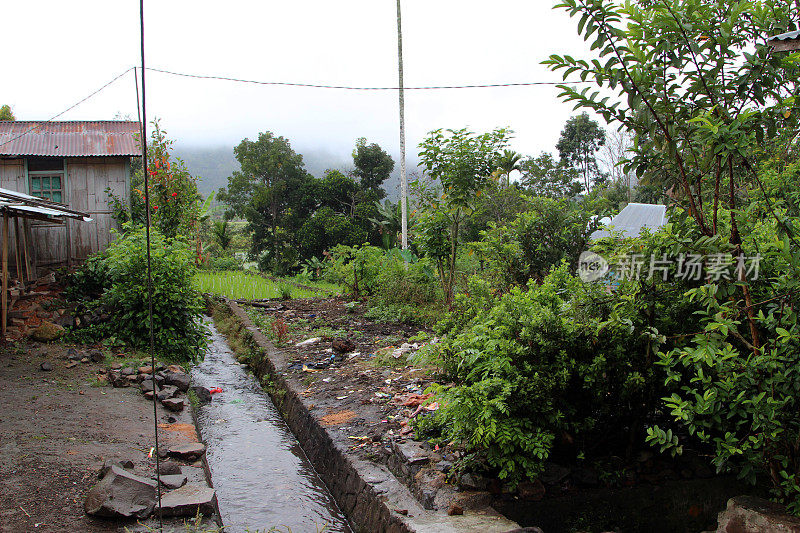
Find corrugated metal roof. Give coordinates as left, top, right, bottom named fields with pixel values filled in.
left=0, top=186, right=91, bottom=221
left=591, top=203, right=667, bottom=240
left=0, top=121, right=141, bottom=157
left=768, top=29, right=800, bottom=42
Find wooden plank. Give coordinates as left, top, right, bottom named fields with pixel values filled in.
left=13, top=217, right=23, bottom=290
left=65, top=218, right=72, bottom=268
left=3, top=212, right=8, bottom=337
left=22, top=219, right=33, bottom=281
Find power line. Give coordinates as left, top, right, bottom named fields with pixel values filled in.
left=0, top=67, right=134, bottom=149
left=145, top=66, right=586, bottom=90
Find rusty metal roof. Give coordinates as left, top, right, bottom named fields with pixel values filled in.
left=0, top=121, right=141, bottom=157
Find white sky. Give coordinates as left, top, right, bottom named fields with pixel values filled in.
left=3, top=0, right=594, bottom=160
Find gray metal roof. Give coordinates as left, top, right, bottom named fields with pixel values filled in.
left=0, top=121, right=140, bottom=157
left=591, top=202, right=666, bottom=240
left=768, top=29, right=800, bottom=42
left=0, top=186, right=91, bottom=221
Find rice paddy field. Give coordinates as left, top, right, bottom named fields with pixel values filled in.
left=194, top=270, right=338, bottom=300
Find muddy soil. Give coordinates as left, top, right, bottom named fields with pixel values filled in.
left=0, top=341, right=202, bottom=533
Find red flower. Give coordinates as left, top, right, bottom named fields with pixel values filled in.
left=153, top=205, right=159, bottom=210
left=172, top=192, right=177, bottom=197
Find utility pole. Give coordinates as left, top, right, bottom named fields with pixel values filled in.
left=396, top=0, right=408, bottom=250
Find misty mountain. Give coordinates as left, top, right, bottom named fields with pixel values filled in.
left=175, top=143, right=419, bottom=202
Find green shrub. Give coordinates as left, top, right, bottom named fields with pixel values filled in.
left=417, top=263, right=662, bottom=483
left=323, top=244, right=384, bottom=297
left=65, top=254, right=110, bottom=301
left=649, top=258, right=800, bottom=512
left=83, top=224, right=207, bottom=361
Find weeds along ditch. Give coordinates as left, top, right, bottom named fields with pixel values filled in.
left=194, top=270, right=337, bottom=300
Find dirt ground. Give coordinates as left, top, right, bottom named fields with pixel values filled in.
left=243, top=297, right=441, bottom=459
left=0, top=340, right=204, bottom=533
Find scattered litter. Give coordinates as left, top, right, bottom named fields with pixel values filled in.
left=209, top=387, right=223, bottom=394
left=322, top=378, right=333, bottom=383
left=296, top=337, right=322, bottom=347
left=148, top=447, right=155, bottom=458
left=348, top=435, right=370, bottom=441
left=337, top=396, right=348, bottom=400
left=302, top=364, right=319, bottom=373
left=396, top=393, right=433, bottom=407
left=425, top=402, right=440, bottom=411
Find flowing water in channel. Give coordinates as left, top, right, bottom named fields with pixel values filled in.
left=191, top=321, right=352, bottom=533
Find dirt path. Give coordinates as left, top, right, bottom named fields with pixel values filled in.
left=0, top=341, right=194, bottom=533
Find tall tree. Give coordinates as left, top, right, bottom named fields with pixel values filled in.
left=0, top=105, right=15, bottom=121
left=556, top=112, right=606, bottom=193
left=417, top=127, right=511, bottom=304
left=218, top=132, right=309, bottom=272
left=352, top=137, right=394, bottom=199
left=519, top=152, right=583, bottom=199
left=496, top=149, right=523, bottom=187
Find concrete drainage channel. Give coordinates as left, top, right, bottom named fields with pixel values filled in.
left=203, top=298, right=521, bottom=533
left=191, top=319, right=352, bottom=532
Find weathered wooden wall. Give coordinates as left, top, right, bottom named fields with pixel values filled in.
left=0, top=156, right=130, bottom=268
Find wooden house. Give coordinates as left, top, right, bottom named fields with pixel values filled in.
left=0, top=120, right=140, bottom=267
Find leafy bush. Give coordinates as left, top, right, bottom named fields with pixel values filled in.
left=648, top=237, right=800, bottom=512
left=72, top=224, right=207, bottom=361
left=473, top=197, right=600, bottom=291
left=417, top=264, right=664, bottom=484
left=65, top=254, right=110, bottom=302
left=323, top=244, right=385, bottom=297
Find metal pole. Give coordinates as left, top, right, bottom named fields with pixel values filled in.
left=396, top=0, right=408, bottom=250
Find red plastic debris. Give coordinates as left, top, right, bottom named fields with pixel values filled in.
left=209, top=387, right=223, bottom=394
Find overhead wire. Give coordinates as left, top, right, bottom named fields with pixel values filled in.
left=144, top=66, right=586, bottom=90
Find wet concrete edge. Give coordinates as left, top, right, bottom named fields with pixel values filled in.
left=187, top=389, right=224, bottom=528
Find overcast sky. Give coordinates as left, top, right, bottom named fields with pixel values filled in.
left=3, top=0, right=594, bottom=161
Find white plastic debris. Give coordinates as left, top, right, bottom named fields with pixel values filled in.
left=296, top=337, right=322, bottom=347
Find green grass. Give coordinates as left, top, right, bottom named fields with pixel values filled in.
left=194, top=271, right=334, bottom=300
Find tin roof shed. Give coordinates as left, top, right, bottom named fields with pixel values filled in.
left=0, top=121, right=141, bottom=157
left=591, top=203, right=667, bottom=240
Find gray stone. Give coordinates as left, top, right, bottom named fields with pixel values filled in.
left=435, top=460, right=453, bottom=473
left=98, top=459, right=134, bottom=479
left=158, top=474, right=188, bottom=490
left=89, top=350, right=104, bottom=363
left=121, top=367, right=136, bottom=376
left=156, top=385, right=179, bottom=402
left=159, top=484, right=216, bottom=517
left=168, top=442, right=206, bottom=461
left=459, top=473, right=488, bottom=490
left=161, top=398, right=185, bottom=412
left=158, top=461, right=182, bottom=476
left=191, top=386, right=212, bottom=403
left=140, top=379, right=159, bottom=393
left=84, top=465, right=156, bottom=519
left=66, top=348, right=81, bottom=361
left=164, top=371, right=190, bottom=392
left=393, top=440, right=429, bottom=465
left=716, top=495, right=800, bottom=533
left=40, top=361, right=52, bottom=371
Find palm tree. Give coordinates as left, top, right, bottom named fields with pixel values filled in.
left=211, top=219, right=233, bottom=251
left=497, top=149, right=523, bottom=187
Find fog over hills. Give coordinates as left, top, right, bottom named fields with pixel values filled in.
left=175, top=143, right=417, bottom=202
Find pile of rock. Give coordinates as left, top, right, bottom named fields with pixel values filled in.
left=107, top=363, right=200, bottom=413
left=85, top=454, right=216, bottom=520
